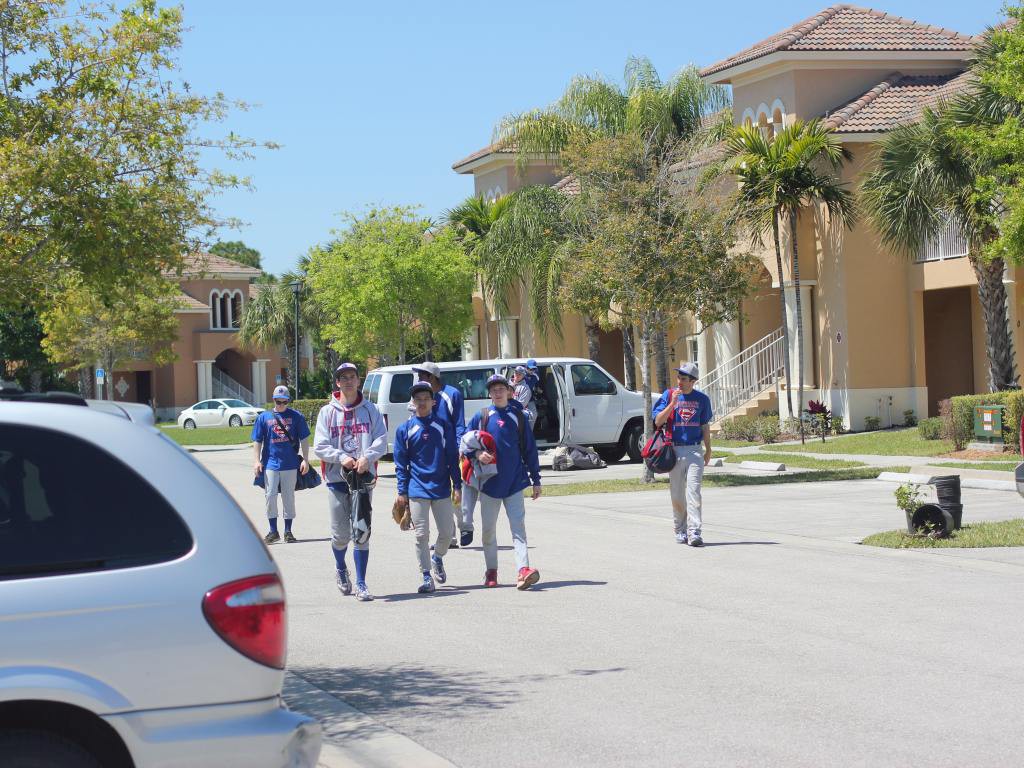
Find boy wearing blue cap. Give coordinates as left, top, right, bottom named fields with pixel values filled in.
left=395, top=381, right=462, bottom=593
left=252, top=385, right=310, bottom=544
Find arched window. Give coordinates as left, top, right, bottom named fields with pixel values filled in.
left=209, top=289, right=221, bottom=328
left=219, top=293, right=230, bottom=329
left=758, top=111, right=772, bottom=140
left=230, top=291, right=242, bottom=329
left=741, top=108, right=755, bottom=129
left=770, top=98, right=787, bottom=135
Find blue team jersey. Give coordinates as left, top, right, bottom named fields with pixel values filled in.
left=651, top=389, right=713, bottom=446
left=252, top=408, right=310, bottom=471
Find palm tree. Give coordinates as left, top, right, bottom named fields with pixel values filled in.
left=495, top=56, right=730, bottom=366
left=862, top=105, right=1017, bottom=391
left=444, top=195, right=513, bottom=358
left=724, top=120, right=857, bottom=441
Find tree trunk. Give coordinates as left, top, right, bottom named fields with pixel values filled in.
left=640, top=319, right=654, bottom=483
left=584, top=315, right=601, bottom=361
left=788, top=210, right=806, bottom=444
left=398, top=328, right=406, bottom=365
left=655, top=322, right=671, bottom=392
left=479, top=275, right=492, bottom=359
left=423, top=328, right=435, bottom=362
left=622, top=324, right=637, bottom=391
left=29, top=369, right=42, bottom=393
left=77, top=368, right=94, bottom=399
left=972, top=254, right=1019, bottom=390
left=772, top=212, right=795, bottom=418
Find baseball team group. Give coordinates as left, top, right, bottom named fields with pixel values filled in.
left=251, top=359, right=714, bottom=601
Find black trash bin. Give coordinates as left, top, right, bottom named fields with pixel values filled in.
left=932, top=475, right=963, bottom=530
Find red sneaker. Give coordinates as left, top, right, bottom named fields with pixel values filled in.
left=484, top=569, right=498, bottom=588
left=516, top=567, right=540, bottom=590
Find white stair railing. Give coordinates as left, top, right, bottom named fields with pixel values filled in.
left=211, top=366, right=257, bottom=405
left=702, top=328, right=785, bottom=421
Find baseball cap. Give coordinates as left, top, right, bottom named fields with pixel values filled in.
left=272, top=385, right=291, bottom=401
left=675, top=361, right=699, bottom=379
left=410, top=381, right=433, bottom=396
left=526, top=359, right=538, bottom=370
left=411, top=361, right=441, bottom=379
left=334, top=362, right=358, bottom=376
left=514, top=365, right=527, bottom=375
left=485, top=374, right=510, bottom=390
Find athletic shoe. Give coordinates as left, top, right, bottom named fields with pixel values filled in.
left=335, top=569, right=353, bottom=596
left=516, top=567, right=540, bottom=590
left=460, top=529, right=474, bottom=547
left=431, top=555, right=447, bottom=584
left=355, top=584, right=374, bottom=602
left=283, top=531, right=297, bottom=543
left=417, top=574, right=436, bottom=594
left=264, top=531, right=280, bottom=545
left=449, top=539, right=459, bottom=549
left=688, top=534, right=704, bottom=547
left=675, top=531, right=688, bottom=544
left=484, top=569, right=498, bottom=588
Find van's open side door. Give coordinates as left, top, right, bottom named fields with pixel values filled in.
left=550, top=363, right=573, bottom=445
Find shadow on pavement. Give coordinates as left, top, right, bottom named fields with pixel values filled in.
left=531, top=579, right=608, bottom=591
left=378, top=588, right=470, bottom=602
left=699, top=541, right=779, bottom=547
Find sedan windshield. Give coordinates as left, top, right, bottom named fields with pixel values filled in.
left=223, top=399, right=252, bottom=408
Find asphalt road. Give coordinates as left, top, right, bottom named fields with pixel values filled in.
left=194, top=446, right=1024, bottom=768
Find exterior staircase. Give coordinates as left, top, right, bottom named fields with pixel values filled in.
left=702, top=328, right=785, bottom=429
left=212, top=366, right=257, bottom=405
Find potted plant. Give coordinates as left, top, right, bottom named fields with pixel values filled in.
left=894, top=482, right=924, bottom=534
left=894, top=482, right=953, bottom=537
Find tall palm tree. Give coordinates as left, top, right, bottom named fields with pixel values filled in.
left=444, top=195, right=513, bottom=358
left=495, top=57, right=730, bottom=367
left=862, top=105, right=1017, bottom=391
left=724, top=120, right=857, bottom=440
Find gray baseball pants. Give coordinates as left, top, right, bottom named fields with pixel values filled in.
left=410, top=497, right=455, bottom=571
left=669, top=445, right=704, bottom=536
left=264, top=469, right=297, bottom=519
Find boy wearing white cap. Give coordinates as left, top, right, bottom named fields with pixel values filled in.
left=651, top=362, right=713, bottom=546
left=252, top=385, right=310, bottom=544
left=511, top=365, right=538, bottom=428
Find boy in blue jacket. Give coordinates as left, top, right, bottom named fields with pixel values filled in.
left=395, top=382, right=463, bottom=594
left=464, top=374, right=542, bottom=590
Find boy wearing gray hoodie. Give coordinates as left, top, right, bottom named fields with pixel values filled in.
left=314, top=362, right=388, bottom=602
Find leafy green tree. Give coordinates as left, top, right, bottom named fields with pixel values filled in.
left=495, top=56, right=730, bottom=368
left=0, top=308, right=62, bottom=391
left=306, top=207, right=475, bottom=364
left=211, top=241, right=262, bottom=270
left=723, top=120, right=856, bottom=440
left=0, top=0, right=266, bottom=311
left=39, top=276, right=180, bottom=399
left=558, top=133, right=756, bottom=471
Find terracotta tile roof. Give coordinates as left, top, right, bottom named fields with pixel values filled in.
left=701, top=4, right=974, bottom=78
left=175, top=290, right=207, bottom=311
left=668, top=141, right=728, bottom=174
left=176, top=252, right=263, bottom=278
left=451, top=140, right=519, bottom=170
left=552, top=174, right=580, bottom=195
left=824, top=70, right=973, bottom=132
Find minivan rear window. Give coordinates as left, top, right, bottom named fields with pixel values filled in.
left=389, top=373, right=414, bottom=403
left=442, top=368, right=496, bottom=400
left=0, top=425, right=193, bottom=580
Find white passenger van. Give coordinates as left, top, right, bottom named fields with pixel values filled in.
left=362, top=357, right=646, bottom=463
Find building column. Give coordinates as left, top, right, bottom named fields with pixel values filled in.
left=195, top=360, right=214, bottom=401
left=783, top=283, right=815, bottom=387
left=461, top=328, right=480, bottom=361
left=695, top=326, right=713, bottom=378
left=712, top=319, right=741, bottom=371
left=251, top=359, right=269, bottom=404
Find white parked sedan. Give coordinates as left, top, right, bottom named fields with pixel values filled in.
left=177, top=398, right=262, bottom=429
left=0, top=400, right=321, bottom=768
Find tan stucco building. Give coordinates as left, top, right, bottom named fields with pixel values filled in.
left=104, top=254, right=301, bottom=420
left=453, top=4, right=1013, bottom=430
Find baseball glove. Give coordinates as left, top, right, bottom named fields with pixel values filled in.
left=391, top=496, right=412, bottom=530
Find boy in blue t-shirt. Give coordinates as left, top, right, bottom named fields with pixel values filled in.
left=252, top=385, right=311, bottom=544
left=651, top=362, right=713, bottom=546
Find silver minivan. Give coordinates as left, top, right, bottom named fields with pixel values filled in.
left=0, top=402, right=321, bottom=768
left=363, top=357, right=646, bottom=463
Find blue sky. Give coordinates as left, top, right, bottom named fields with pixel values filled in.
left=178, top=1, right=1005, bottom=275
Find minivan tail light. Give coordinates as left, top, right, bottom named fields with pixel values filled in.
left=203, top=574, right=286, bottom=669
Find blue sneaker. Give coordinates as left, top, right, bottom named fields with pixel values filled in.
left=335, top=568, right=352, bottom=596
left=417, top=574, right=436, bottom=594
left=355, top=583, right=374, bottom=601
left=431, top=555, right=447, bottom=584
left=675, top=531, right=687, bottom=544
left=460, top=528, right=474, bottom=547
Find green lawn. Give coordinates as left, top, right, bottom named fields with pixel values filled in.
left=724, top=452, right=865, bottom=470
left=539, top=466, right=901, bottom=496
left=159, top=424, right=253, bottom=446
left=772, top=428, right=954, bottom=457
left=862, top=518, right=1024, bottom=548
left=714, top=439, right=763, bottom=448
left=928, top=461, right=1019, bottom=472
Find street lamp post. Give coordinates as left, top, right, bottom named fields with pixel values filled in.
left=289, top=280, right=301, bottom=400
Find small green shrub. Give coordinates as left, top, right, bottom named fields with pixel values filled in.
left=903, top=409, right=917, bottom=427
left=756, top=418, right=781, bottom=444
left=864, top=416, right=881, bottom=431
left=894, top=482, right=923, bottom=516
left=918, top=417, right=943, bottom=440
left=830, top=415, right=846, bottom=435
left=720, top=415, right=782, bottom=443
left=266, top=397, right=332, bottom=426
left=947, top=390, right=1024, bottom=452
